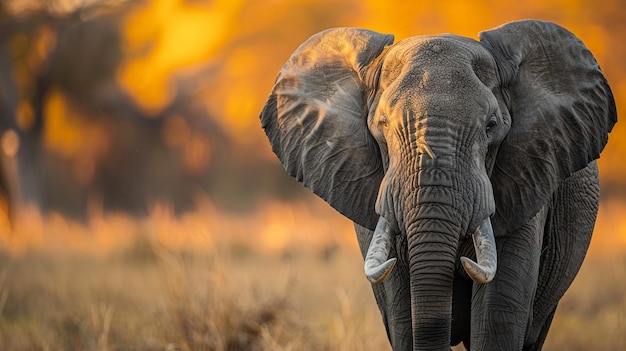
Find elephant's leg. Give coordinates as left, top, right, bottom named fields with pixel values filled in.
left=470, top=206, right=548, bottom=350
left=524, top=162, right=599, bottom=349
left=523, top=307, right=556, bottom=351
left=354, top=223, right=412, bottom=351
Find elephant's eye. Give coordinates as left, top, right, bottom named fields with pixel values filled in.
left=485, top=115, right=497, bottom=138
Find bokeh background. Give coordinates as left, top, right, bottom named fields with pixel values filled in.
left=0, top=0, right=624, bottom=350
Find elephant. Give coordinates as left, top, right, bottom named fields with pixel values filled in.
left=260, top=20, right=616, bottom=350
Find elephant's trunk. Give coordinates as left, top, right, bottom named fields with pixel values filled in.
left=406, top=199, right=461, bottom=350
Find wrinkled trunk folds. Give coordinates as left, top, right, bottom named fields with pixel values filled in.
left=406, top=200, right=461, bottom=351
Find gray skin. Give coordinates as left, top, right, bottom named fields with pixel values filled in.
left=260, top=20, right=616, bottom=350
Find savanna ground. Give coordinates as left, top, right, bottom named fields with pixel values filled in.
left=0, top=197, right=625, bottom=351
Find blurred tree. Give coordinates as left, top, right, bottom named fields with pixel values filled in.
left=0, top=1, right=55, bottom=218
left=0, top=1, right=233, bottom=218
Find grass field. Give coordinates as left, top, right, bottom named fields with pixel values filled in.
left=0, top=198, right=625, bottom=350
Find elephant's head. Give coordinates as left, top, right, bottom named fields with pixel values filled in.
left=261, top=20, right=616, bottom=349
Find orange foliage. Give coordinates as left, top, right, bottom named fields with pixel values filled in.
left=41, top=89, right=109, bottom=185
left=161, top=114, right=190, bottom=148
left=117, top=0, right=244, bottom=113
left=15, top=100, right=35, bottom=131
left=43, top=89, right=84, bottom=158
left=181, top=133, right=213, bottom=174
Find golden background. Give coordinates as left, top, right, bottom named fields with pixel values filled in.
left=0, top=1, right=624, bottom=349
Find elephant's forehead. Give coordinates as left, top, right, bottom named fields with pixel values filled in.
left=379, top=36, right=498, bottom=120
left=384, top=38, right=473, bottom=90
left=390, top=34, right=484, bottom=60
left=384, top=35, right=495, bottom=82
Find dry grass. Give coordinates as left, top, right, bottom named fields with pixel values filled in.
left=0, top=236, right=389, bottom=350
left=0, top=197, right=624, bottom=350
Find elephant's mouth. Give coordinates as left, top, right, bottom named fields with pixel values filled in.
left=364, top=216, right=497, bottom=284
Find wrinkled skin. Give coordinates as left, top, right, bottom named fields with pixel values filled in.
left=260, top=20, right=616, bottom=350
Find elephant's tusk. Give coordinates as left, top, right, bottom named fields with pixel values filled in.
left=461, top=218, right=497, bottom=284
left=364, top=216, right=397, bottom=284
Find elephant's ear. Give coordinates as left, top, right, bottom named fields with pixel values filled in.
left=480, top=20, right=617, bottom=233
left=260, top=28, right=394, bottom=230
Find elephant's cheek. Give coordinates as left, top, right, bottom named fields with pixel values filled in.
left=375, top=176, right=402, bottom=230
